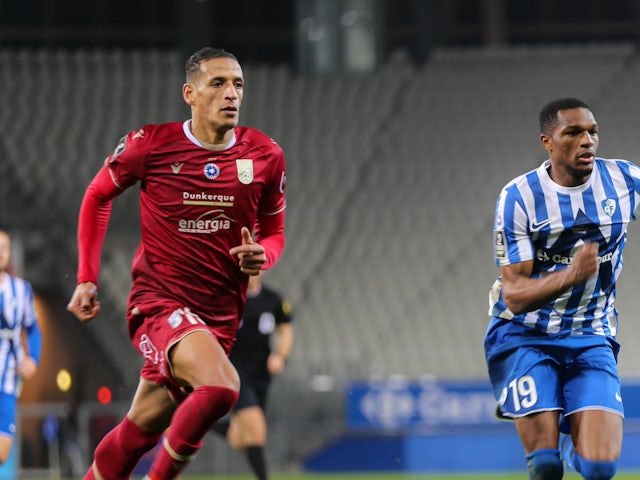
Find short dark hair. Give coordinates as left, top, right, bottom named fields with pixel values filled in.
left=539, top=97, right=591, bottom=135
left=185, top=47, right=238, bottom=81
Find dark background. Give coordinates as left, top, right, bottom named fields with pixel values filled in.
left=2, top=0, right=640, bottom=65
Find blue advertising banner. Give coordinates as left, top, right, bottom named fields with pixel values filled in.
left=345, top=377, right=640, bottom=430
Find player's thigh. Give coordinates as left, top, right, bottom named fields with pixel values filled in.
left=487, top=345, right=562, bottom=419
left=0, top=435, right=12, bottom=464
left=515, top=410, right=561, bottom=453
left=563, top=344, right=622, bottom=417
left=126, top=378, right=176, bottom=432
left=170, top=330, right=239, bottom=390
left=569, top=409, right=622, bottom=461
left=0, top=392, right=17, bottom=461
left=564, top=345, right=623, bottom=460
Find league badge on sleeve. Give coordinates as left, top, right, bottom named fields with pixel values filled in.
left=236, top=159, right=254, bottom=184
left=494, top=230, right=506, bottom=259
left=108, top=135, right=127, bottom=163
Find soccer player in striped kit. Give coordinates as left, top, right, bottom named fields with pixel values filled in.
left=67, top=47, right=286, bottom=480
left=485, top=98, right=636, bottom=480
left=0, top=230, right=42, bottom=466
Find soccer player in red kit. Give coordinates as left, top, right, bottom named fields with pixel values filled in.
left=66, top=47, right=286, bottom=480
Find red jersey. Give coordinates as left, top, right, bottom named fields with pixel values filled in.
left=104, top=121, right=286, bottom=339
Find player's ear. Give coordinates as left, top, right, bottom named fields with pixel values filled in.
left=182, top=83, right=195, bottom=106
left=540, top=133, right=551, bottom=151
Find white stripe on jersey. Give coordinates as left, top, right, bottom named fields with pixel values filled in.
left=490, top=158, right=640, bottom=336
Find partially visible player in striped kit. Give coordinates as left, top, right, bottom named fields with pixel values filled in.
left=485, top=98, right=639, bottom=480
left=0, top=230, right=42, bottom=465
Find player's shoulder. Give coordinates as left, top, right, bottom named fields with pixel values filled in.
left=499, top=162, right=543, bottom=194
left=133, top=122, right=184, bottom=141
left=236, top=126, right=283, bottom=153
left=7, top=274, right=33, bottom=292
left=596, top=157, right=639, bottom=171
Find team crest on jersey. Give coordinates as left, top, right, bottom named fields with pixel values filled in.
left=601, top=198, right=617, bottom=217
left=204, top=163, right=220, bottom=180
left=236, top=159, right=254, bottom=184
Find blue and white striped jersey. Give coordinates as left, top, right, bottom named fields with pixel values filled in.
left=0, top=272, right=41, bottom=396
left=488, top=158, right=640, bottom=338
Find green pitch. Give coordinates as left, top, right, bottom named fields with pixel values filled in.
left=176, top=472, right=640, bottom=480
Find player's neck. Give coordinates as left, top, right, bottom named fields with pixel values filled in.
left=188, top=120, right=236, bottom=150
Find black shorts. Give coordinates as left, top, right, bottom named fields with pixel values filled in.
left=234, top=373, right=271, bottom=411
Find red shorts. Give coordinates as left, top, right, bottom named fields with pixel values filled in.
left=128, top=302, right=236, bottom=403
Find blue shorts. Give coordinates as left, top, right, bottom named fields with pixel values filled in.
left=486, top=339, right=624, bottom=430
left=0, top=392, right=17, bottom=437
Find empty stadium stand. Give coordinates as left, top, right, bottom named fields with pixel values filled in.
left=4, top=43, right=640, bottom=474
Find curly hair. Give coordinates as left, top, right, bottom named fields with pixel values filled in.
left=539, top=97, right=591, bottom=135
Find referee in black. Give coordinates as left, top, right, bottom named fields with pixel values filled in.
left=211, top=271, right=294, bottom=480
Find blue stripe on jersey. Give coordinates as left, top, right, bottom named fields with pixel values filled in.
left=616, top=160, right=639, bottom=219
left=499, top=183, right=526, bottom=265
left=526, top=171, right=549, bottom=236
left=488, top=158, right=640, bottom=340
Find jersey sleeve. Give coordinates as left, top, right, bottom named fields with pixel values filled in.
left=21, top=281, right=42, bottom=364
left=494, top=184, right=534, bottom=267
left=255, top=141, right=287, bottom=268
left=619, top=160, right=640, bottom=218
left=275, top=294, right=293, bottom=325
left=259, top=143, right=287, bottom=216
left=104, top=127, right=150, bottom=188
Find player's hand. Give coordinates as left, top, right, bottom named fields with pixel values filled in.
left=267, top=353, right=286, bottom=375
left=67, top=281, right=101, bottom=322
left=17, top=357, right=37, bottom=379
left=568, top=241, right=599, bottom=284
left=229, top=227, right=266, bottom=276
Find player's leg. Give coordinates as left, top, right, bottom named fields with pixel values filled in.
left=563, top=410, right=621, bottom=480
left=85, top=378, right=174, bottom=480
left=487, top=345, right=564, bottom=479
left=561, top=343, right=623, bottom=480
left=228, top=405, right=268, bottom=480
left=145, top=330, right=239, bottom=480
left=515, top=412, right=564, bottom=479
left=0, top=393, right=17, bottom=464
left=0, top=437, right=12, bottom=465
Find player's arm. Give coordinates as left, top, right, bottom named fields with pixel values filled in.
left=268, top=322, right=294, bottom=375
left=18, top=323, right=41, bottom=379
left=254, top=209, right=285, bottom=270
left=17, top=285, right=41, bottom=379
left=67, top=166, right=123, bottom=322
left=501, top=241, right=599, bottom=314
left=230, top=210, right=285, bottom=275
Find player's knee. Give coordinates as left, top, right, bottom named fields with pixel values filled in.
left=526, top=448, right=563, bottom=480
left=0, top=445, right=12, bottom=465
left=574, top=453, right=617, bottom=480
